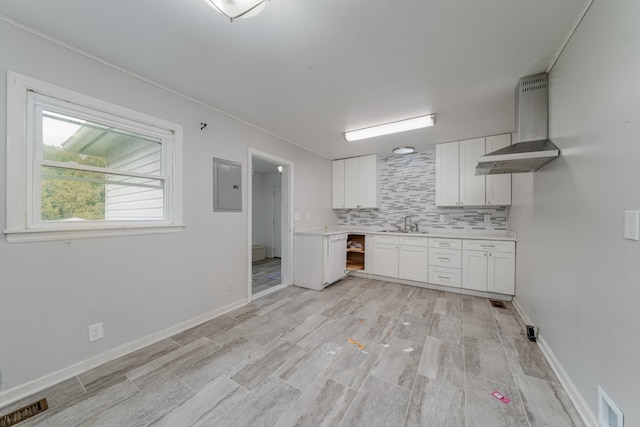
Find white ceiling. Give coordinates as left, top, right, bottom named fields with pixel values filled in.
left=0, top=0, right=590, bottom=160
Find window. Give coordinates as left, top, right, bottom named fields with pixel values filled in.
left=5, top=72, right=183, bottom=242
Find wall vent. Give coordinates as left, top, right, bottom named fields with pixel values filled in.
left=0, top=398, right=48, bottom=427
left=598, top=386, right=623, bottom=427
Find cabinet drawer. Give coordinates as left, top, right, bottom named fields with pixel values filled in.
left=429, top=266, right=462, bottom=288
left=429, top=248, right=462, bottom=268
left=398, top=236, right=429, bottom=247
left=429, top=238, right=462, bottom=250
left=463, top=240, right=515, bottom=253
left=374, top=235, right=398, bottom=245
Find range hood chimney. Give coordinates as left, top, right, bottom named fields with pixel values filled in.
left=476, top=73, right=559, bottom=175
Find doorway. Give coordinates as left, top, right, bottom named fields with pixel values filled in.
left=248, top=149, right=293, bottom=300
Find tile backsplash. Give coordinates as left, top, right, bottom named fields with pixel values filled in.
left=335, top=150, right=508, bottom=230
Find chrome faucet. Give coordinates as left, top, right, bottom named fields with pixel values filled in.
left=404, top=215, right=418, bottom=232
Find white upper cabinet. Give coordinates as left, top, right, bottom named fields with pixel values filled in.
left=459, top=138, right=486, bottom=206
left=436, top=134, right=512, bottom=207
left=485, top=134, right=512, bottom=205
left=332, top=155, right=379, bottom=209
left=435, top=141, right=460, bottom=206
left=331, top=159, right=346, bottom=209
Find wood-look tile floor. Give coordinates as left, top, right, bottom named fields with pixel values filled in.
left=1, top=277, right=586, bottom=427
left=252, top=258, right=282, bottom=294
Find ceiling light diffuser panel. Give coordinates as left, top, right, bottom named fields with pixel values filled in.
left=344, top=114, right=436, bottom=142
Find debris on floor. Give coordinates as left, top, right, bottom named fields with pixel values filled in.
left=327, top=350, right=337, bottom=355
left=491, top=391, right=511, bottom=404
left=402, top=321, right=411, bottom=326
left=381, top=343, right=390, bottom=348
left=402, top=347, right=415, bottom=353
left=347, top=337, right=365, bottom=350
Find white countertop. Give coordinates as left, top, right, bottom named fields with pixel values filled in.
left=294, top=226, right=516, bottom=241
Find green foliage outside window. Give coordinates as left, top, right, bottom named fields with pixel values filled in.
left=41, top=146, right=107, bottom=221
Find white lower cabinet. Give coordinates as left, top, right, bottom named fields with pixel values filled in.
left=366, top=234, right=515, bottom=295
left=462, top=240, right=515, bottom=295
left=373, top=235, right=429, bottom=281
left=428, top=238, right=461, bottom=287
left=373, top=235, right=399, bottom=277
left=398, top=237, right=429, bottom=282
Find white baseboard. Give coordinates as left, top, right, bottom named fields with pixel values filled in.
left=0, top=297, right=248, bottom=409
left=511, top=298, right=599, bottom=427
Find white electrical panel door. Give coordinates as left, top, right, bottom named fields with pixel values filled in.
left=213, top=158, right=242, bottom=212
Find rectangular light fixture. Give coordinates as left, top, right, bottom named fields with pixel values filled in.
left=343, top=114, right=436, bottom=142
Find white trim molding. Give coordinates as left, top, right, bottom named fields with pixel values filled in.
left=512, top=298, right=599, bottom=427
left=0, top=297, right=248, bottom=408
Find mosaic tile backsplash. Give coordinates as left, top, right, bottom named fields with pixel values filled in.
left=335, top=150, right=508, bottom=230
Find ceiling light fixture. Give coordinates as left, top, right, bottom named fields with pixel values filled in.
left=392, top=146, right=416, bottom=155
left=343, top=113, right=436, bottom=142
left=203, top=0, right=268, bottom=21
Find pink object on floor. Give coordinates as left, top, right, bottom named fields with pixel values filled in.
left=491, top=391, right=511, bottom=404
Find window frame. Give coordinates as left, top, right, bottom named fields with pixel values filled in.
left=5, top=72, right=184, bottom=243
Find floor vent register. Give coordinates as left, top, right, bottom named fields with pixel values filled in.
left=489, top=300, right=507, bottom=309
left=0, top=399, right=48, bottom=427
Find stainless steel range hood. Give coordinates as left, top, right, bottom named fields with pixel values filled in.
left=476, top=73, right=559, bottom=175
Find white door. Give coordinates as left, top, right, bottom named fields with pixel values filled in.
left=358, top=155, right=378, bottom=208
left=273, top=185, right=282, bottom=258
left=331, top=160, right=345, bottom=209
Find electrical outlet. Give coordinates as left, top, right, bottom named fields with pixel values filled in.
left=226, top=279, right=233, bottom=292
left=88, top=322, right=103, bottom=342
left=484, top=214, right=491, bottom=223
left=439, top=214, right=445, bottom=222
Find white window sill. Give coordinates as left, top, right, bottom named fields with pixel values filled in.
left=4, top=224, right=185, bottom=243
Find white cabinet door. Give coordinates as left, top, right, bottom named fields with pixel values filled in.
left=459, top=137, right=486, bottom=206
left=373, top=243, right=399, bottom=278
left=485, top=134, right=512, bottom=206
left=462, top=250, right=488, bottom=291
left=344, top=157, right=360, bottom=208
left=399, top=245, right=429, bottom=282
left=331, top=160, right=345, bottom=209
left=435, top=141, right=459, bottom=206
left=488, top=251, right=515, bottom=295
left=358, top=155, right=378, bottom=208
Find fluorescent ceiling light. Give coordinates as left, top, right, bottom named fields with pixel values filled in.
left=344, top=114, right=436, bottom=142
left=204, top=0, right=268, bottom=21
left=392, top=146, right=416, bottom=155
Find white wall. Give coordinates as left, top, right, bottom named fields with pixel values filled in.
left=509, top=0, right=640, bottom=424
left=0, top=19, right=337, bottom=397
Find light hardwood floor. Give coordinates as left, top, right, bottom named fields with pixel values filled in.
left=0, top=277, right=585, bottom=426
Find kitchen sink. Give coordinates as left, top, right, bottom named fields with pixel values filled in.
left=379, top=230, right=429, bottom=234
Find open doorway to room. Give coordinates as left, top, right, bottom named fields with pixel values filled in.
left=249, top=150, right=293, bottom=299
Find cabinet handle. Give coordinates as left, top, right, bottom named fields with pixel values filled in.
left=437, top=275, right=450, bottom=280
left=481, top=245, right=495, bottom=248
left=439, top=257, right=450, bottom=260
